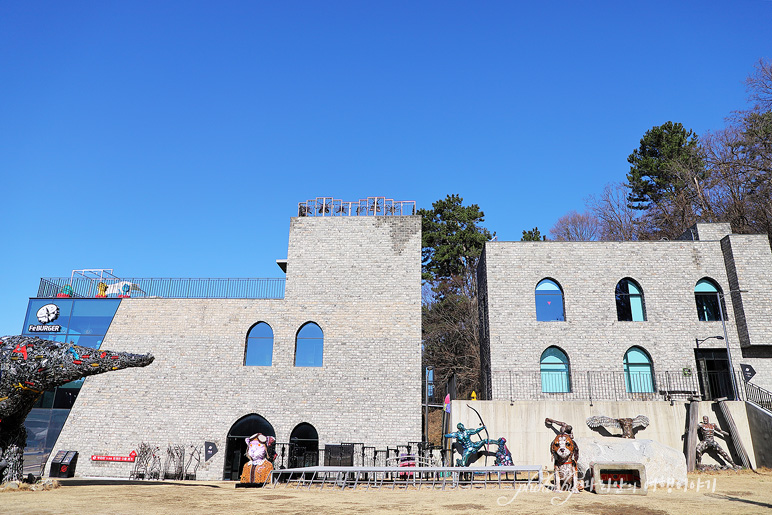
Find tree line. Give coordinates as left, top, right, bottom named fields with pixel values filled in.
left=551, top=59, right=772, bottom=244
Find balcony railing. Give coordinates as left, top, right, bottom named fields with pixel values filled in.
left=298, top=197, right=416, bottom=217
left=36, top=277, right=285, bottom=300
left=490, top=369, right=746, bottom=403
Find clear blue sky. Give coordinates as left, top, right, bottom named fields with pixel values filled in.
left=1, top=1, right=770, bottom=336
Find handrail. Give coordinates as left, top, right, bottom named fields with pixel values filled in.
left=37, top=277, right=285, bottom=300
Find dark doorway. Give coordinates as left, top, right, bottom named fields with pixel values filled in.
left=223, top=414, right=275, bottom=480
left=695, top=349, right=733, bottom=400
left=289, top=422, right=319, bottom=468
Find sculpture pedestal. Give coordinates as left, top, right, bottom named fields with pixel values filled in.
left=239, top=461, right=273, bottom=485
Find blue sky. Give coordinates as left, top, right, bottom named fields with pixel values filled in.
left=1, top=1, right=770, bottom=336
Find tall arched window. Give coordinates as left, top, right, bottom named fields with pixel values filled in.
left=244, top=322, right=273, bottom=366
left=616, top=278, right=646, bottom=321
left=295, top=322, right=323, bottom=367
left=535, top=279, right=565, bottom=321
left=695, top=278, right=727, bottom=321
left=623, top=346, right=654, bottom=393
left=540, top=347, right=570, bottom=393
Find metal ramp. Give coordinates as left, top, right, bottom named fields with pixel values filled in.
left=270, top=466, right=542, bottom=490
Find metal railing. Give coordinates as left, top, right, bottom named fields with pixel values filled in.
left=298, top=197, right=416, bottom=217
left=744, top=381, right=772, bottom=412
left=37, top=277, right=285, bottom=299
left=272, top=441, right=446, bottom=471
left=490, top=369, right=747, bottom=403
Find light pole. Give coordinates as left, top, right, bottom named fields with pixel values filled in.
left=715, top=290, right=747, bottom=401
left=424, top=366, right=433, bottom=443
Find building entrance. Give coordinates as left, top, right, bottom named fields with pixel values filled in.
left=288, top=422, right=319, bottom=468
left=223, top=413, right=275, bottom=480
left=694, top=349, right=733, bottom=400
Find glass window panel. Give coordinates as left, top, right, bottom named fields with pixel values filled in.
left=295, top=339, right=323, bottom=367
left=67, top=299, right=121, bottom=336
left=535, top=293, right=564, bottom=321
left=245, top=322, right=274, bottom=366
left=536, top=280, right=561, bottom=291
left=695, top=279, right=719, bottom=293
left=694, top=279, right=726, bottom=321
left=64, top=335, right=105, bottom=349
left=540, top=347, right=570, bottom=393
left=630, top=296, right=645, bottom=321
left=616, top=279, right=646, bottom=321
left=245, top=337, right=273, bottom=366
left=624, top=347, right=654, bottom=393
left=248, top=322, right=273, bottom=339
left=298, top=323, right=324, bottom=339
left=535, top=280, right=565, bottom=321
left=23, top=299, right=72, bottom=335
left=53, top=387, right=80, bottom=409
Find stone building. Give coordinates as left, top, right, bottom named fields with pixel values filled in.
left=21, top=198, right=421, bottom=480
left=477, top=222, right=772, bottom=403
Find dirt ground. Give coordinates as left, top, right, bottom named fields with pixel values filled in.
left=2, top=469, right=771, bottom=515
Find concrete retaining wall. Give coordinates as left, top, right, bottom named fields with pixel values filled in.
left=450, top=400, right=756, bottom=470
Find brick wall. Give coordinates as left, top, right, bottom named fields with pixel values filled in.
left=478, top=227, right=772, bottom=400
left=48, top=216, right=422, bottom=479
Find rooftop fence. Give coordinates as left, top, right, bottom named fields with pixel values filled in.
left=298, top=197, right=416, bottom=217
left=36, top=277, right=285, bottom=300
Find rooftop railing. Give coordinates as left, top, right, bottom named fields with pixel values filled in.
left=490, top=369, right=744, bottom=403
left=298, top=197, right=416, bottom=217
left=36, top=277, right=285, bottom=300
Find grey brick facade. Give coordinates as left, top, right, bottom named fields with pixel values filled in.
left=478, top=223, right=772, bottom=401
left=47, top=215, right=422, bottom=480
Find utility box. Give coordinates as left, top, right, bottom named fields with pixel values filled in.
left=50, top=450, right=78, bottom=478
left=324, top=444, right=354, bottom=466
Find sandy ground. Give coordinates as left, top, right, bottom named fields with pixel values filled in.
left=2, top=470, right=771, bottom=515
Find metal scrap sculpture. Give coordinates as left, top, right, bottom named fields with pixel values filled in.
left=0, top=335, right=154, bottom=483
left=545, top=418, right=581, bottom=493
left=586, top=415, right=650, bottom=439
left=443, top=423, right=496, bottom=466
left=493, top=437, right=513, bottom=466
left=240, top=433, right=276, bottom=485
left=696, top=416, right=738, bottom=470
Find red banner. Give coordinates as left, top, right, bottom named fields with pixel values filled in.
left=91, top=451, right=137, bottom=462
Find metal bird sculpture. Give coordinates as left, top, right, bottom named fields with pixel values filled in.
left=586, top=415, right=650, bottom=439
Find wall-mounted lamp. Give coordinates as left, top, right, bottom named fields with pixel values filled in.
left=695, top=335, right=724, bottom=348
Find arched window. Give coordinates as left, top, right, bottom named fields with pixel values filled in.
left=616, top=278, right=646, bottom=321
left=695, top=278, right=727, bottom=321
left=295, top=322, right=323, bottom=367
left=540, top=347, right=570, bottom=393
left=623, top=347, right=654, bottom=393
left=535, top=279, right=565, bottom=321
left=244, top=322, right=273, bottom=366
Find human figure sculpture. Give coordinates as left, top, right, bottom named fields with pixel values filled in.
left=494, top=437, right=513, bottom=466
left=443, top=423, right=495, bottom=466
left=696, top=416, right=738, bottom=469
left=1, top=335, right=154, bottom=483
left=586, top=415, right=649, bottom=439
left=240, top=433, right=276, bottom=485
